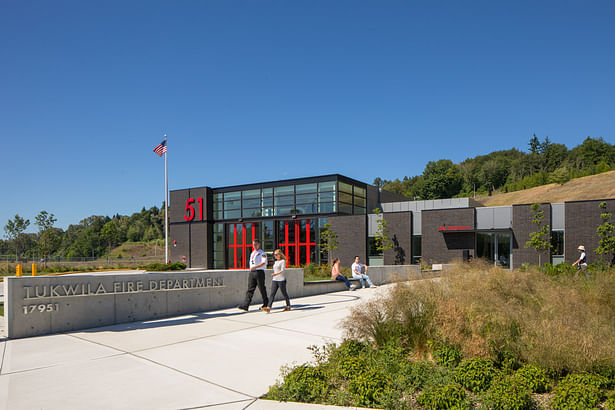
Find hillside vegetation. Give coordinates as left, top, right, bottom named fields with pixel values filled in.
left=478, top=170, right=615, bottom=206
left=377, top=136, right=615, bottom=200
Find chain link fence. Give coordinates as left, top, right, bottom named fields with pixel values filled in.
left=1, top=255, right=164, bottom=275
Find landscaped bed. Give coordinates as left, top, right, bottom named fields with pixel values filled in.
left=265, top=261, right=615, bottom=409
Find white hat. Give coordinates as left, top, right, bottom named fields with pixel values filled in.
left=578, top=245, right=585, bottom=251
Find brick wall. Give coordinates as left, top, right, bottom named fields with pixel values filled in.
left=511, top=203, right=551, bottom=269
left=565, top=199, right=615, bottom=265
left=328, top=214, right=367, bottom=267
left=169, top=187, right=214, bottom=268
left=383, top=212, right=412, bottom=265
left=422, top=208, right=475, bottom=264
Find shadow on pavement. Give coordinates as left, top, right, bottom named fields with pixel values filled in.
left=73, top=293, right=361, bottom=334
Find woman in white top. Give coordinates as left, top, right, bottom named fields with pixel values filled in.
left=264, top=249, right=291, bottom=313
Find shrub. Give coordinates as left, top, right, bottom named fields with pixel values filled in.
left=482, top=375, right=534, bottom=410
left=139, top=262, right=186, bottom=271
left=431, top=341, right=463, bottom=368
left=542, top=262, right=576, bottom=276
left=514, top=364, right=551, bottom=393
left=455, top=358, right=499, bottom=392
left=348, top=368, right=388, bottom=407
left=560, top=373, right=610, bottom=391
left=265, top=364, right=329, bottom=403
left=326, top=339, right=371, bottom=380
left=551, top=375, right=604, bottom=409
left=605, top=390, right=615, bottom=409
left=417, top=382, right=469, bottom=409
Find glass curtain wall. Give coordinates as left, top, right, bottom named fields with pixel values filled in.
left=476, top=232, right=512, bottom=268
left=211, top=178, right=367, bottom=268
left=277, top=219, right=317, bottom=266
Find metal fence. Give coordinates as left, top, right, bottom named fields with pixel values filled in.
left=1, top=255, right=164, bottom=275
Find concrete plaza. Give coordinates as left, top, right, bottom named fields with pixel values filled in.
left=0, top=282, right=386, bottom=410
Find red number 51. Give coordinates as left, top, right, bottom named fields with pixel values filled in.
left=184, top=197, right=203, bottom=221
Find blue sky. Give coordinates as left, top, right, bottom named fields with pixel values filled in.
left=2, top=0, right=614, bottom=231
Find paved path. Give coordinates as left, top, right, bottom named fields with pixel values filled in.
left=0, top=285, right=386, bottom=410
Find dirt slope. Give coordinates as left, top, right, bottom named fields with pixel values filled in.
left=477, top=170, right=615, bottom=206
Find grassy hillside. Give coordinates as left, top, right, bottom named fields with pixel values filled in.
left=477, top=170, right=615, bottom=206
left=109, top=240, right=165, bottom=259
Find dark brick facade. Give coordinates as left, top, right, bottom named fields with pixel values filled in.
left=422, top=208, right=475, bottom=264
left=328, top=214, right=367, bottom=267
left=383, top=212, right=412, bottom=265
left=511, top=204, right=551, bottom=269
left=170, top=223, right=190, bottom=265
left=565, top=199, right=615, bottom=265
left=169, top=187, right=213, bottom=268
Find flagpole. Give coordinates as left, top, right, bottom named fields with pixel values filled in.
left=164, top=133, right=169, bottom=264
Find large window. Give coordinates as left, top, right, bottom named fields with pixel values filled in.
left=368, top=237, right=384, bottom=266
left=551, top=230, right=564, bottom=265
left=412, top=235, right=422, bottom=264
left=214, top=180, right=343, bottom=220
left=476, top=232, right=511, bottom=268
left=213, top=223, right=225, bottom=269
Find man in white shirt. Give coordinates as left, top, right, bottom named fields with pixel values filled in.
left=238, top=239, right=269, bottom=311
left=351, top=256, right=376, bottom=289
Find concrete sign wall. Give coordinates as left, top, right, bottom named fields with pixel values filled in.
left=6, top=265, right=421, bottom=339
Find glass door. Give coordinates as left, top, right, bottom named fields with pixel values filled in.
left=476, top=232, right=511, bottom=269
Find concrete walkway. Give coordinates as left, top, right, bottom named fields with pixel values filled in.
left=0, top=285, right=386, bottom=410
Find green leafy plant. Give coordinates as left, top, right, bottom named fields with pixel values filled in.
left=348, top=368, right=388, bottom=407
left=482, top=375, right=534, bottom=410
left=454, top=358, right=499, bottom=392
left=431, top=341, right=463, bottom=368
left=265, top=364, right=329, bottom=403
left=605, top=390, right=615, bottom=409
left=514, top=364, right=551, bottom=393
left=541, top=262, right=576, bottom=276
left=595, top=201, right=615, bottom=266
left=417, top=382, right=470, bottom=409
left=550, top=373, right=607, bottom=409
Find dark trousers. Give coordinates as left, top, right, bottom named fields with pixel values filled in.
left=268, top=280, right=290, bottom=308
left=335, top=275, right=352, bottom=289
left=241, top=269, right=268, bottom=309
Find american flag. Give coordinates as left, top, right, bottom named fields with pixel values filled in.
left=153, top=140, right=167, bottom=157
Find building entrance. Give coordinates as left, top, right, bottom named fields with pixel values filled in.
left=278, top=219, right=316, bottom=266
left=227, top=223, right=260, bottom=269
left=476, top=232, right=511, bottom=268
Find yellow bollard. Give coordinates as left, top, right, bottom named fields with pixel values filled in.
left=32, top=263, right=37, bottom=276
left=16, top=264, right=22, bottom=277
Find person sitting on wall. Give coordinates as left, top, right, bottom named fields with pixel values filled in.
left=331, top=258, right=356, bottom=291
left=571, top=245, right=588, bottom=275
left=351, top=256, right=377, bottom=288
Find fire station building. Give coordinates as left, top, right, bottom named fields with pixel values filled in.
left=169, top=174, right=614, bottom=270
